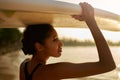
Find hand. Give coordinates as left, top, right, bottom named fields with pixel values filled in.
left=72, top=2, right=95, bottom=22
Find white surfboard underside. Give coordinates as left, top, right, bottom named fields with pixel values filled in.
left=0, top=0, right=120, bottom=31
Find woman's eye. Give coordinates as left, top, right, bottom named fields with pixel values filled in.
left=53, top=38, right=58, bottom=41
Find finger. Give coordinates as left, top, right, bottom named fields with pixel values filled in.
left=79, top=3, right=85, bottom=15
left=72, top=15, right=84, bottom=21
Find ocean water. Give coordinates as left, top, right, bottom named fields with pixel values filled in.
left=47, top=46, right=120, bottom=80
left=0, top=46, right=120, bottom=80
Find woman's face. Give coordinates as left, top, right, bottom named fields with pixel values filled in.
left=43, top=29, right=63, bottom=58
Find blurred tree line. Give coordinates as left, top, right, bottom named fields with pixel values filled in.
left=0, top=28, right=119, bottom=47
left=61, top=38, right=95, bottom=46
left=61, top=38, right=120, bottom=46
left=0, top=28, right=21, bottom=45
left=0, top=28, right=22, bottom=54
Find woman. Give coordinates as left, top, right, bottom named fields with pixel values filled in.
left=20, top=2, right=116, bottom=80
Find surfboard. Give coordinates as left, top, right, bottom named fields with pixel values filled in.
left=0, top=0, right=120, bottom=31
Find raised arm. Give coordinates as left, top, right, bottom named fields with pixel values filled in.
left=79, top=2, right=116, bottom=69
left=40, top=2, right=116, bottom=80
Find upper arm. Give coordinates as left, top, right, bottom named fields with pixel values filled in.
left=46, top=62, right=114, bottom=79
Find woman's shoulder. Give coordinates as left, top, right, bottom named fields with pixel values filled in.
left=20, top=58, right=30, bottom=80
left=20, top=58, right=30, bottom=69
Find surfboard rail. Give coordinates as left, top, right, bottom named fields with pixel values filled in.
left=0, top=0, right=120, bottom=31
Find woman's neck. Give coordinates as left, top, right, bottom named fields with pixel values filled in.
left=31, top=55, right=46, bottom=65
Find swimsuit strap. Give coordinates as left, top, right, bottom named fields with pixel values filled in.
left=24, top=61, right=41, bottom=80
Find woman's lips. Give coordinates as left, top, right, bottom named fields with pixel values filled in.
left=58, top=48, right=62, bottom=53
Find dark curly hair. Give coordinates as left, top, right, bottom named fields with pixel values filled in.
left=22, top=24, right=54, bottom=55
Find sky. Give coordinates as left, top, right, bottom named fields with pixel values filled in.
left=55, top=28, right=120, bottom=42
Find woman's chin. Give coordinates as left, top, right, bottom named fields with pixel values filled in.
left=54, top=52, right=61, bottom=57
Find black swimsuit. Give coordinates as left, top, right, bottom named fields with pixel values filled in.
left=24, top=62, right=41, bottom=80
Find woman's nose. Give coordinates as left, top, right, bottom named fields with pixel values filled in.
left=61, top=41, right=64, bottom=46
left=59, top=40, right=63, bottom=47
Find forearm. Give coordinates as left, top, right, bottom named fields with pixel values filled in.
left=86, top=18, right=116, bottom=68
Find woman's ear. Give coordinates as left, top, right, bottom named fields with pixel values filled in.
left=34, top=42, right=44, bottom=52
